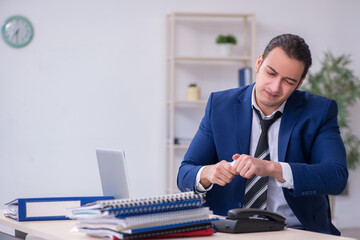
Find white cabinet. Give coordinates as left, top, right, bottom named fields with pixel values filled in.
left=165, top=13, right=256, bottom=193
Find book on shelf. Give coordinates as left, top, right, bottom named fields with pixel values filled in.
left=238, top=67, right=252, bottom=87
left=174, top=137, right=192, bottom=145
left=166, top=137, right=192, bottom=146
left=4, top=196, right=113, bottom=221
left=70, top=191, right=217, bottom=239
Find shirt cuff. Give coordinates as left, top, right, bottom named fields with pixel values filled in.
left=195, top=166, right=213, bottom=192
left=276, top=162, right=294, bottom=189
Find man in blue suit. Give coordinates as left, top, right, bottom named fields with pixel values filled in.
left=177, top=34, right=348, bottom=235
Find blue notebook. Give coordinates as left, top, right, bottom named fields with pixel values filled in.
left=71, top=191, right=205, bottom=218
left=122, top=218, right=218, bottom=234
left=4, top=196, right=113, bottom=221
left=77, top=221, right=215, bottom=239
left=101, top=191, right=204, bottom=218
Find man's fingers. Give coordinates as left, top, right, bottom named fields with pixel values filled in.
left=219, top=169, right=235, bottom=182
left=244, top=169, right=255, bottom=179
left=209, top=172, right=231, bottom=186
left=239, top=161, right=251, bottom=177
left=232, top=153, right=241, bottom=160
left=213, top=177, right=227, bottom=186
left=209, top=160, right=237, bottom=185
left=240, top=164, right=255, bottom=179
left=231, top=154, right=245, bottom=170
left=236, top=155, right=257, bottom=178
left=235, top=156, right=247, bottom=173
left=223, top=162, right=237, bottom=175
left=217, top=162, right=236, bottom=180
left=217, top=160, right=237, bottom=175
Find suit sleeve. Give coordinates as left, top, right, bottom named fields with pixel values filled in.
left=288, top=100, right=348, bottom=197
left=177, top=93, right=219, bottom=192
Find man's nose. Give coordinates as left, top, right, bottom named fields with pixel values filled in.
left=269, top=77, right=282, bottom=93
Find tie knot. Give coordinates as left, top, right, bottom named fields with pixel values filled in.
left=254, top=108, right=282, bottom=132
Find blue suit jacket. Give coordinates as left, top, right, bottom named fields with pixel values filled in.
left=177, top=84, right=348, bottom=235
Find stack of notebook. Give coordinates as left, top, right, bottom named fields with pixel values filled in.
left=69, top=191, right=217, bottom=239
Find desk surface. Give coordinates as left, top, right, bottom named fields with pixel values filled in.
left=0, top=210, right=355, bottom=240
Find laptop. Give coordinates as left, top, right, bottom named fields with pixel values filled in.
left=96, top=148, right=131, bottom=199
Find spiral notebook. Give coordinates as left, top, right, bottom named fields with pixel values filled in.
left=71, top=192, right=214, bottom=239
left=77, top=207, right=213, bottom=231
left=71, top=191, right=205, bottom=218
left=77, top=220, right=214, bottom=240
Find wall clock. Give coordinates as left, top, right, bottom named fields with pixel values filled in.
left=1, top=15, right=33, bottom=48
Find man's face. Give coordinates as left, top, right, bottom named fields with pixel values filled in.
left=254, top=47, right=305, bottom=115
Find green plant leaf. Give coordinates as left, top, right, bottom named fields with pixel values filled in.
left=301, top=51, right=360, bottom=170
left=216, top=34, right=237, bottom=45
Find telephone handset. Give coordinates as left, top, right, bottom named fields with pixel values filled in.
left=213, top=208, right=287, bottom=233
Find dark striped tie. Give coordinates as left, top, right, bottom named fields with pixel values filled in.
left=242, top=108, right=282, bottom=210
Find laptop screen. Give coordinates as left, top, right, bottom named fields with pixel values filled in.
left=96, top=148, right=131, bottom=199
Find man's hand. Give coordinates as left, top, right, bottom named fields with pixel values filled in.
left=231, top=154, right=285, bottom=182
left=200, top=160, right=237, bottom=188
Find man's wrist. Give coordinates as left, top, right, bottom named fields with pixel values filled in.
left=195, top=166, right=213, bottom=192
left=200, top=166, right=212, bottom=188
left=270, top=162, right=285, bottom=183
left=277, top=162, right=294, bottom=189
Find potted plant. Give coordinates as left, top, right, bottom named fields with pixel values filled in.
left=216, top=34, right=237, bottom=56
left=301, top=51, right=360, bottom=170
left=301, top=51, right=360, bottom=219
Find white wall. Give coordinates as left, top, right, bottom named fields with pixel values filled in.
left=0, top=0, right=359, bottom=229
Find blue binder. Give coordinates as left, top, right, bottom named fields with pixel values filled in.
left=239, top=67, right=252, bottom=87
left=5, top=196, right=113, bottom=221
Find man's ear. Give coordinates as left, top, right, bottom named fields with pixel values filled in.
left=255, top=54, right=263, bottom=72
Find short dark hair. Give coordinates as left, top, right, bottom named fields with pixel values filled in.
left=262, top=34, right=312, bottom=80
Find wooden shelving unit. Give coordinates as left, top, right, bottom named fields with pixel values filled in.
left=165, top=12, right=256, bottom=193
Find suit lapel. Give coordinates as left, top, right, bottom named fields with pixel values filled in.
left=278, top=91, right=304, bottom=162
left=234, top=85, right=253, bottom=154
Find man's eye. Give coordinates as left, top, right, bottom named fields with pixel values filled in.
left=267, top=71, right=276, bottom=76
left=285, top=80, right=296, bottom=86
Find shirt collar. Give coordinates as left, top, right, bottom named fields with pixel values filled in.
left=251, top=85, right=286, bottom=119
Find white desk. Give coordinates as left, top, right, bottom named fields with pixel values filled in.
left=0, top=210, right=356, bottom=240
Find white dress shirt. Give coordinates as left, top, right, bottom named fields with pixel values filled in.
left=195, top=88, right=301, bottom=227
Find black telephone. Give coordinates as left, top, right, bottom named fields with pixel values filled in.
left=212, top=208, right=287, bottom=233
